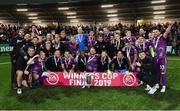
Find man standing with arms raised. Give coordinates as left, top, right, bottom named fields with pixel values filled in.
left=153, top=24, right=172, bottom=93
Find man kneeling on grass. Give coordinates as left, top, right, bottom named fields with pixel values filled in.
left=16, top=47, right=49, bottom=94
left=25, top=51, right=47, bottom=88
left=16, top=46, right=35, bottom=94
left=135, top=51, right=160, bottom=94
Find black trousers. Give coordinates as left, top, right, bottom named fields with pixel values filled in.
left=10, top=55, right=17, bottom=89
left=137, top=72, right=159, bottom=87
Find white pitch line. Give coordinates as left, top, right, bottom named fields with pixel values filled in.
left=0, top=62, right=10, bottom=65
left=168, top=58, right=180, bottom=60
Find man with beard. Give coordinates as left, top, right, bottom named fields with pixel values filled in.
left=87, top=47, right=100, bottom=72
left=109, top=50, right=129, bottom=72
left=136, top=51, right=160, bottom=94
left=52, top=34, right=67, bottom=55
left=60, top=30, right=69, bottom=42
left=103, top=28, right=113, bottom=43
left=75, top=51, right=88, bottom=72
left=20, top=35, right=42, bottom=61
left=26, top=51, right=46, bottom=87
left=152, top=25, right=172, bottom=92
left=123, top=30, right=136, bottom=46
left=61, top=50, right=75, bottom=72
left=16, top=46, right=35, bottom=94
left=139, top=28, right=148, bottom=39
left=20, top=33, right=33, bottom=57
left=87, top=31, right=97, bottom=48
left=122, top=41, right=138, bottom=71
left=94, top=35, right=108, bottom=54
left=135, top=36, right=153, bottom=58
left=9, top=29, right=25, bottom=89
left=111, top=32, right=125, bottom=57
left=45, top=49, right=63, bottom=71
left=41, top=41, right=54, bottom=58
left=65, top=35, right=78, bottom=57
left=31, top=36, right=41, bottom=54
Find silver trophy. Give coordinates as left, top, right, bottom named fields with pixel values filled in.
left=82, top=74, right=92, bottom=88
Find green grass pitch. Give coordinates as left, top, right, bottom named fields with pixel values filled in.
left=0, top=55, right=180, bottom=110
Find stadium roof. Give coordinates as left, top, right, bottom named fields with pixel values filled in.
left=0, top=0, right=180, bottom=24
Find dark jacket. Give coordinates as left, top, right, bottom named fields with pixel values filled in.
left=111, top=39, right=125, bottom=56
left=53, top=42, right=67, bottom=55
left=109, top=57, right=129, bottom=71
left=45, top=56, right=63, bottom=71
left=9, top=35, right=24, bottom=57
left=139, top=57, right=160, bottom=76
left=16, top=55, right=32, bottom=71
left=94, top=40, right=108, bottom=54
left=137, top=57, right=160, bottom=87
left=75, top=55, right=88, bottom=72
left=97, top=57, right=109, bottom=72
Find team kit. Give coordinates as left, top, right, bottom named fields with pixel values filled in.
left=10, top=24, right=172, bottom=95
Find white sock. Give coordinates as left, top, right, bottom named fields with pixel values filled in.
left=162, top=86, right=166, bottom=89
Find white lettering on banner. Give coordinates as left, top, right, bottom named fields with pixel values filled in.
left=102, top=73, right=106, bottom=79
left=94, top=73, right=99, bottom=79
left=75, top=80, right=84, bottom=86
left=63, top=73, right=71, bottom=79
left=112, top=73, right=118, bottom=79
left=69, top=79, right=85, bottom=86
left=62, top=72, right=119, bottom=86
left=102, top=73, right=118, bottom=79
left=94, top=80, right=112, bottom=86
left=93, top=73, right=99, bottom=79
left=0, top=46, right=13, bottom=52
left=70, top=79, right=73, bottom=86
left=63, top=72, right=118, bottom=80
left=44, top=72, right=138, bottom=86
left=74, top=73, right=79, bottom=79
left=64, top=72, right=95, bottom=79
left=79, top=74, right=86, bottom=79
